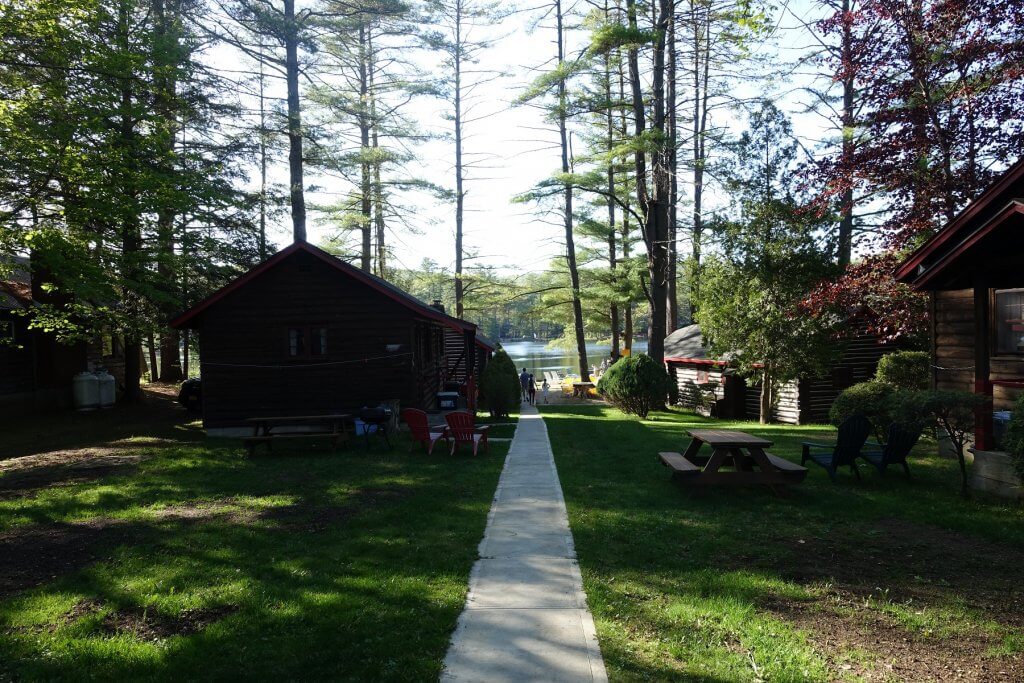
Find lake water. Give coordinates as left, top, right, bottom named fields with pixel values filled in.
left=501, top=340, right=649, bottom=378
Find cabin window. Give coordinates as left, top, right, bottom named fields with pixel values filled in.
left=288, top=328, right=306, bottom=357
left=311, top=327, right=327, bottom=356
left=995, top=289, right=1024, bottom=354
left=288, top=327, right=327, bottom=358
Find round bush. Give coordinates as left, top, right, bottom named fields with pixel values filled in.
left=597, top=353, right=670, bottom=419
left=875, top=351, right=929, bottom=390
left=479, top=349, right=520, bottom=418
left=830, top=380, right=895, bottom=439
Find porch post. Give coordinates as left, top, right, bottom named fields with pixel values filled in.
left=973, top=282, right=993, bottom=450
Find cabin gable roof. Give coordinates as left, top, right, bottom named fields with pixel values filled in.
left=896, top=158, right=1024, bottom=289
left=170, top=242, right=476, bottom=332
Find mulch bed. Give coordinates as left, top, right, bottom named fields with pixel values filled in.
left=257, top=486, right=410, bottom=532
left=0, top=519, right=152, bottom=598
left=0, top=455, right=142, bottom=500
left=745, top=518, right=1024, bottom=681
left=48, top=599, right=239, bottom=640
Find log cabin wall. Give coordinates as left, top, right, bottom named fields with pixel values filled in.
left=932, top=289, right=975, bottom=393
left=195, top=250, right=444, bottom=428
left=799, top=318, right=892, bottom=423
left=670, top=363, right=725, bottom=410
left=742, top=378, right=802, bottom=424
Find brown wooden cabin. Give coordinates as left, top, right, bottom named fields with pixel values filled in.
left=666, top=321, right=890, bottom=424
left=170, top=242, right=488, bottom=433
left=896, top=158, right=1024, bottom=450
left=1, top=256, right=125, bottom=413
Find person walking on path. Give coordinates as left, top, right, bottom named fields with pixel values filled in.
left=528, top=374, right=537, bottom=405
left=519, top=367, right=530, bottom=402
left=541, top=378, right=550, bottom=404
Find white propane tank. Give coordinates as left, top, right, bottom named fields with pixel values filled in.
left=73, top=372, right=100, bottom=411
left=95, top=369, right=116, bottom=408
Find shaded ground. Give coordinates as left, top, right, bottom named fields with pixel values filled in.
left=0, top=400, right=512, bottom=682
left=544, top=404, right=1024, bottom=682
left=0, top=519, right=150, bottom=598
left=0, top=383, right=203, bottom=463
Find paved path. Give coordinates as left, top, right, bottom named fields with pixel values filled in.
left=441, top=404, right=607, bottom=682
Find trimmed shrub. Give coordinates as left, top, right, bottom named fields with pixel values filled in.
left=1003, top=394, right=1024, bottom=481
left=597, top=353, right=671, bottom=419
left=830, top=380, right=895, bottom=441
left=479, top=349, right=520, bottom=418
left=875, top=351, right=930, bottom=390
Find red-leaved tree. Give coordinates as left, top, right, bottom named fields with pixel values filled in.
left=803, top=0, right=1024, bottom=333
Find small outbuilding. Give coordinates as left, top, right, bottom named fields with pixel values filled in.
left=1, top=256, right=125, bottom=412
left=170, top=242, right=489, bottom=433
left=665, top=321, right=890, bottom=424
left=896, top=157, right=1024, bottom=451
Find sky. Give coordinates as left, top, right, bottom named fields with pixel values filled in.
left=241, top=0, right=830, bottom=276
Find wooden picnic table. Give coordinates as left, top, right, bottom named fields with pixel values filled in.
left=571, top=382, right=595, bottom=398
left=659, top=428, right=807, bottom=487
left=243, top=413, right=353, bottom=456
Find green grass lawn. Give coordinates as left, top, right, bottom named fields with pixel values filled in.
left=0, top=392, right=508, bottom=681
left=543, top=404, right=1024, bottom=682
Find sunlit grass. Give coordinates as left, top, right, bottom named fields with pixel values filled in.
left=543, top=404, right=1024, bottom=681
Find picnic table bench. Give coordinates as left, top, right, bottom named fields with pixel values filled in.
left=243, top=413, right=353, bottom=456
left=659, top=428, right=807, bottom=488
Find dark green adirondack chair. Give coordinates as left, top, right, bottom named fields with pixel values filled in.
left=858, top=422, right=922, bottom=477
left=800, top=414, right=871, bottom=481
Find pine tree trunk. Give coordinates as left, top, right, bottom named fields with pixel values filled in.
left=369, top=30, right=386, bottom=276
left=153, top=0, right=183, bottom=383
left=258, top=36, right=268, bottom=260
left=148, top=333, right=159, bottom=382
left=454, top=6, right=465, bottom=318
left=557, top=0, right=590, bottom=381
left=118, top=0, right=144, bottom=403
left=643, top=0, right=671, bottom=366
left=689, top=0, right=710, bottom=319
left=604, top=28, right=619, bottom=359
left=358, top=24, right=372, bottom=271
left=284, top=0, right=306, bottom=243
left=666, top=6, right=678, bottom=332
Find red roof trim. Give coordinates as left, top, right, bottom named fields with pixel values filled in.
left=896, top=158, right=1024, bottom=282
left=905, top=202, right=1024, bottom=289
left=664, top=357, right=728, bottom=367
left=170, top=241, right=476, bottom=332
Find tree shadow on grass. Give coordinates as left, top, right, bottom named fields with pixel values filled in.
left=0, top=440, right=508, bottom=681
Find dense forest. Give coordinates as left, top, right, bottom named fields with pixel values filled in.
left=1, top=0, right=1022, bottom=399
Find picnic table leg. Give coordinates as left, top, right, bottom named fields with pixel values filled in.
left=703, top=447, right=730, bottom=474
left=727, top=447, right=748, bottom=471
left=681, top=437, right=703, bottom=462
left=746, top=447, right=776, bottom=472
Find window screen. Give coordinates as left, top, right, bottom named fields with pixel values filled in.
left=995, top=289, right=1024, bottom=354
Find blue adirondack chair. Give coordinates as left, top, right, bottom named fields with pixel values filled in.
left=801, top=414, right=872, bottom=481
left=858, top=422, right=922, bottom=477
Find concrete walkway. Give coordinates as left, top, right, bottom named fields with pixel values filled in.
left=441, top=403, right=607, bottom=682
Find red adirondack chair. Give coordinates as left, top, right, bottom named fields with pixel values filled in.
left=401, top=408, right=448, bottom=455
left=445, top=411, right=490, bottom=456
